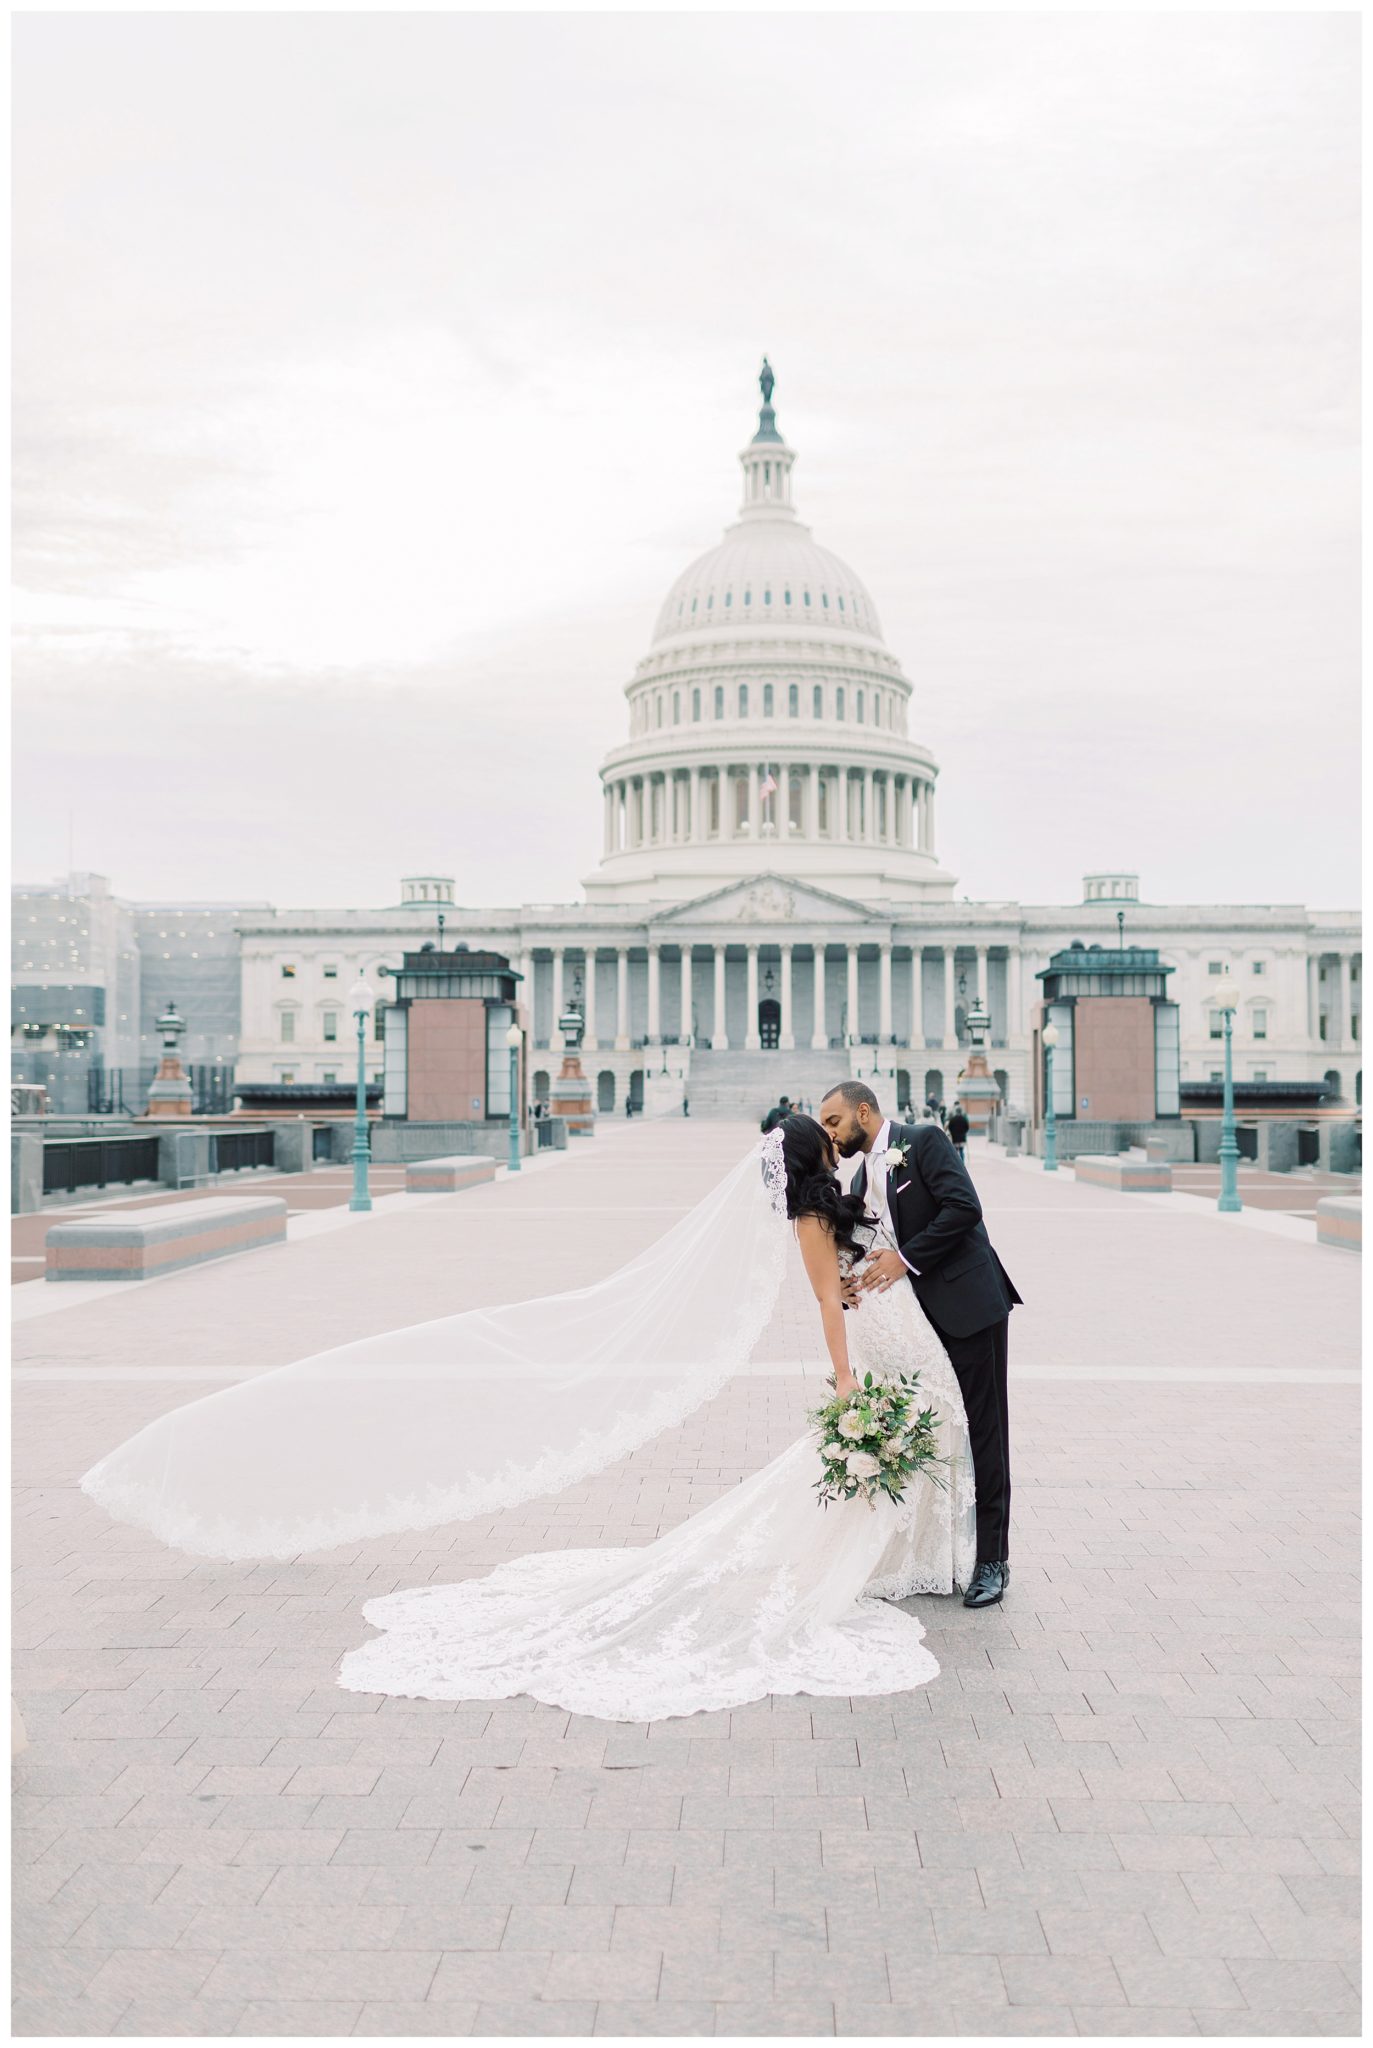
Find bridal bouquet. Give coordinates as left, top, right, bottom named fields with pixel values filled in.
left=809, top=1371, right=944, bottom=1512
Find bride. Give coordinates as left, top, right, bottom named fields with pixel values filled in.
left=81, top=1116, right=975, bottom=1723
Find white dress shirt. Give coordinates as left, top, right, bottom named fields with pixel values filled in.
left=865, top=1118, right=920, bottom=1277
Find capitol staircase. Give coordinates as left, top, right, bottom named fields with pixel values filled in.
left=686, top=1048, right=854, bottom=1121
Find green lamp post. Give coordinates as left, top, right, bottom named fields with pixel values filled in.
left=505, top=1020, right=522, bottom=1174
left=1042, top=1020, right=1060, bottom=1173
left=347, top=976, right=374, bottom=1212
left=1214, top=966, right=1242, bottom=1212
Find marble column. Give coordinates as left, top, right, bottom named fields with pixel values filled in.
left=551, top=947, right=565, bottom=1050
left=582, top=949, right=598, bottom=1050
left=805, top=765, right=819, bottom=841
left=615, top=949, right=630, bottom=1050
left=811, top=944, right=829, bottom=1050
left=712, top=944, right=727, bottom=1049
left=690, top=767, right=702, bottom=842
left=878, top=943, right=893, bottom=1044
left=647, top=945, right=661, bottom=1043
left=838, top=771, right=850, bottom=843
left=602, top=786, right=614, bottom=855
left=1309, top=953, right=1321, bottom=1040
left=943, top=946, right=956, bottom=1047
left=679, top=948, right=693, bottom=1043
left=846, top=945, right=860, bottom=1046
left=1009, top=948, right=1023, bottom=1043
left=1339, top=953, right=1353, bottom=1047
left=748, top=762, right=760, bottom=841
left=745, top=945, right=761, bottom=1050
left=909, top=948, right=921, bottom=1047
left=862, top=768, right=873, bottom=841
left=779, top=943, right=795, bottom=1050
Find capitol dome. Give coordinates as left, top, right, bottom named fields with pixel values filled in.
left=584, top=362, right=955, bottom=908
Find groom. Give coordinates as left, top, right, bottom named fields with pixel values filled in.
left=818, top=1080, right=1021, bottom=1610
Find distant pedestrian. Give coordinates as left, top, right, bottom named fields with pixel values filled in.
left=937, top=1100, right=948, bottom=1128
left=947, top=1103, right=970, bottom=1161
left=760, top=1095, right=791, bottom=1134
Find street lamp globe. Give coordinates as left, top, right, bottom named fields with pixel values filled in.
left=505, top=1021, right=522, bottom=1050
left=1213, top=966, right=1238, bottom=1011
left=1042, top=1022, right=1059, bottom=1049
left=349, top=977, right=374, bottom=1017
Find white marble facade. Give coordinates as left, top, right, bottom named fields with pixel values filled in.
left=226, top=373, right=1363, bottom=1114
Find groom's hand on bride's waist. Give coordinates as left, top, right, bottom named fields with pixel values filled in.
left=857, top=1249, right=909, bottom=1292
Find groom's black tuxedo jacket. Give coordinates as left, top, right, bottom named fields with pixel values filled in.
left=851, top=1120, right=1021, bottom=1341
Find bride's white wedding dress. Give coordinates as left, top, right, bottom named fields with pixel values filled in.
left=339, top=1217, right=977, bottom=1722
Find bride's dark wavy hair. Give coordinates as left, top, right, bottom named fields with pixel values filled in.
left=778, top=1113, right=869, bottom=1257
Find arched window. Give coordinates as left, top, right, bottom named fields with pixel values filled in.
left=725, top=591, right=733, bottom=608
left=818, top=777, right=830, bottom=833
left=788, top=683, right=799, bottom=717
left=706, top=593, right=713, bottom=609
left=784, top=588, right=792, bottom=606
left=803, top=590, right=812, bottom=607
left=856, top=691, right=865, bottom=724
left=744, top=589, right=752, bottom=607
left=838, top=595, right=846, bottom=611
left=763, top=683, right=774, bottom=717
left=764, top=589, right=772, bottom=607
left=691, top=598, right=697, bottom=613
left=813, top=684, right=823, bottom=717
left=672, top=691, right=681, bottom=724
left=822, top=592, right=830, bottom=609
left=836, top=687, right=846, bottom=720
left=738, top=683, right=749, bottom=717
left=692, top=687, right=701, bottom=722
left=655, top=697, right=663, bottom=727
left=714, top=685, right=724, bottom=718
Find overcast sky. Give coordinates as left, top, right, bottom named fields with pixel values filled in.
left=13, top=11, right=1359, bottom=915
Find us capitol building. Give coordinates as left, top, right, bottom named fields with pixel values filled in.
left=13, top=368, right=1362, bottom=1121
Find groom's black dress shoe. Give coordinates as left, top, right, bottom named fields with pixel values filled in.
left=963, top=1562, right=1010, bottom=1609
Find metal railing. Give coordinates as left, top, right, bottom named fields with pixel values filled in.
left=42, top=1136, right=161, bottom=1196
left=210, top=1129, right=275, bottom=1174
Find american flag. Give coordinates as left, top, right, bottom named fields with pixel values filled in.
left=759, top=771, right=778, bottom=797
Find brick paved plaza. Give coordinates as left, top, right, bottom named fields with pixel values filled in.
left=12, top=1120, right=1360, bottom=2038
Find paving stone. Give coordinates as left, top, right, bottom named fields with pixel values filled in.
left=14, top=1129, right=1362, bottom=2037
left=468, top=2003, right=598, bottom=2036
left=230, top=2001, right=364, bottom=2035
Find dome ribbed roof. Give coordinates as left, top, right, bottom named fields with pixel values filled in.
left=652, top=518, right=883, bottom=645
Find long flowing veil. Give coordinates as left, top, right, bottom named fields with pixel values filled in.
left=80, top=1137, right=790, bottom=1560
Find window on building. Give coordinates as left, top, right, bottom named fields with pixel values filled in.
left=374, top=1005, right=386, bottom=1041
left=803, top=590, right=811, bottom=606
left=763, top=684, right=773, bottom=716
left=323, top=1013, right=338, bottom=1042
left=1354, top=1015, right=1361, bottom=1042
left=1319, top=1016, right=1328, bottom=1041
left=813, top=684, right=823, bottom=717
left=784, top=588, right=792, bottom=606
left=655, top=697, right=663, bottom=727
left=764, top=588, right=772, bottom=606
left=788, top=683, right=798, bottom=717
left=1252, top=1009, right=1268, bottom=1039
left=280, top=1070, right=296, bottom=1084
left=822, top=592, right=829, bottom=608
left=856, top=690, right=865, bottom=723
left=1252, top=1069, right=1268, bottom=1082
left=738, top=684, right=749, bottom=717
left=744, top=589, right=752, bottom=606
left=672, top=691, right=681, bottom=724
left=818, top=776, right=830, bottom=834
left=1207, top=961, right=1223, bottom=975
left=836, top=688, right=846, bottom=720
left=1210, top=1070, right=1223, bottom=1082
left=281, top=1012, right=295, bottom=1043
left=1252, top=960, right=1267, bottom=976
left=322, top=1072, right=336, bottom=1084
left=1208, top=1015, right=1223, bottom=1040
left=725, top=590, right=732, bottom=607
left=714, top=685, right=723, bottom=718
left=692, top=687, right=701, bottom=721
left=323, top=964, right=338, bottom=979
left=281, top=964, right=296, bottom=979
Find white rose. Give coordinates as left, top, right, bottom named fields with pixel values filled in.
left=845, top=1450, right=881, bottom=1480
left=822, top=1442, right=846, bottom=1462
left=836, top=1410, right=867, bottom=1441
left=882, top=1437, right=907, bottom=1460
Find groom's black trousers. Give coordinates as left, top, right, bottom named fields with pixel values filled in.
left=922, top=1310, right=1012, bottom=1566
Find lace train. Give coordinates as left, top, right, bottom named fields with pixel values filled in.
left=340, top=1264, right=975, bottom=1721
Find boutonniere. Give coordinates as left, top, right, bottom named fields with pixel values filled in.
left=879, top=1142, right=909, bottom=1174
